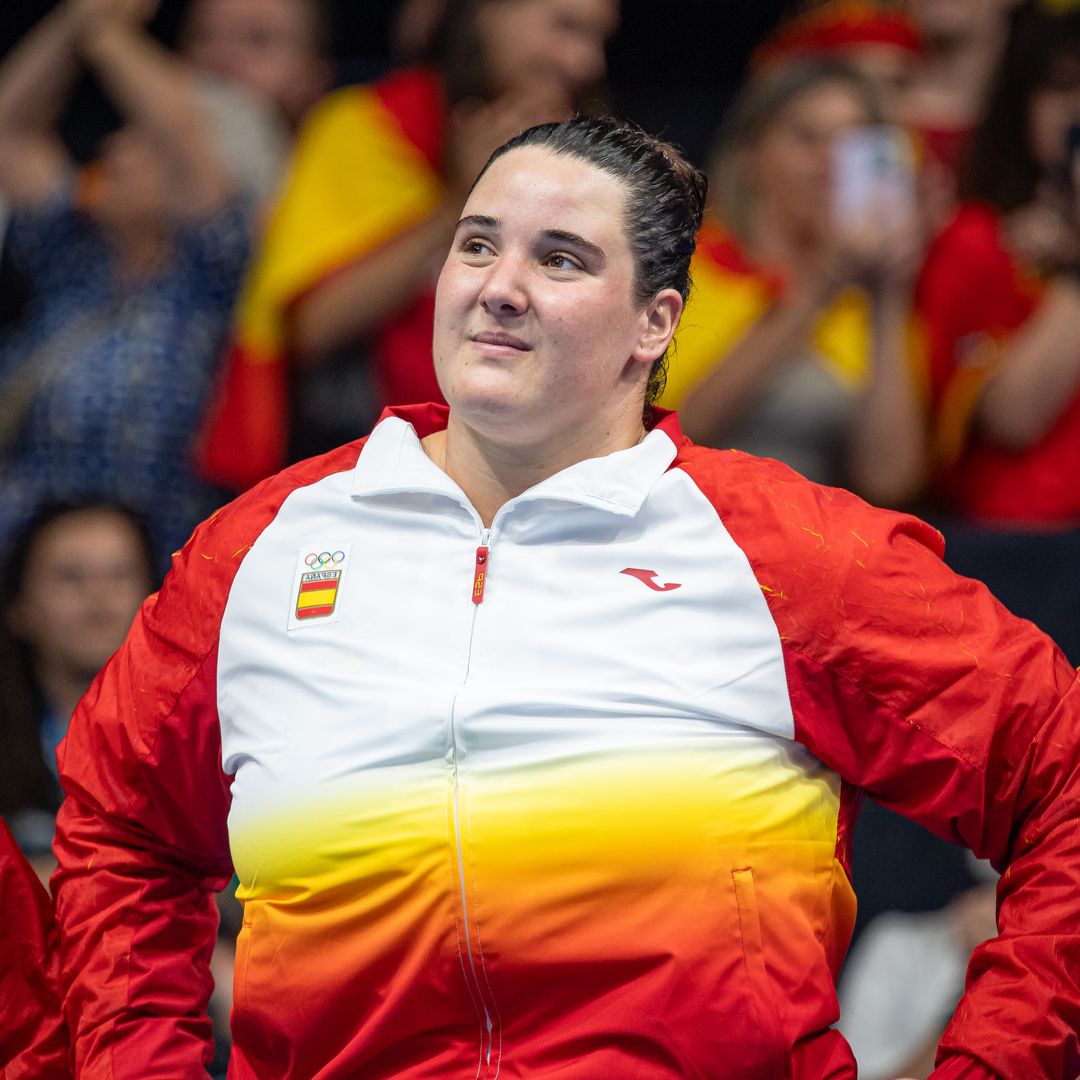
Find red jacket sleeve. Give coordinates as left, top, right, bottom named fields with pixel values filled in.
left=0, top=820, right=69, bottom=1078
left=51, top=518, right=237, bottom=1079
left=688, top=447, right=1080, bottom=1080
left=51, top=441, right=366, bottom=1079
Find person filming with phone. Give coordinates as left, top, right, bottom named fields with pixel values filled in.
left=663, top=58, right=927, bottom=511
left=917, top=2, right=1080, bottom=659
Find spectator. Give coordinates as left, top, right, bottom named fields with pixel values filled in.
left=917, top=0, right=1080, bottom=662
left=751, top=0, right=923, bottom=113
left=901, top=0, right=1020, bottom=182
left=662, top=58, right=928, bottom=508
left=178, top=0, right=335, bottom=130
left=196, top=0, right=620, bottom=490
left=0, top=0, right=254, bottom=568
left=0, top=503, right=155, bottom=880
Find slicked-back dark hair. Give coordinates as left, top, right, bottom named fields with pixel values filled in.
left=472, top=115, right=708, bottom=405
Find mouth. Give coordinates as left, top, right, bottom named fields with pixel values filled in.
left=470, top=331, right=532, bottom=353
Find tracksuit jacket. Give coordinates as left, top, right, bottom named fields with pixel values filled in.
left=50, top=404, right=1080, bottom=1079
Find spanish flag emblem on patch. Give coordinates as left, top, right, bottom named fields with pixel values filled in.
left=295, top=569, right=342, bottom=620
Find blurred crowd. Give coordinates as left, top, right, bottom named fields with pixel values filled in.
left=1, top=0, right=1078, bottom=1076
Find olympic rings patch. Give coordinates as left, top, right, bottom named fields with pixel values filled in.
left=304, top=550, right=345, bottom=568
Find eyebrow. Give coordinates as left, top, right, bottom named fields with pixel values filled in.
left=455, top=215, right=608, bottom=262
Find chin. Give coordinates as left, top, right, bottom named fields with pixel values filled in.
left=444, top=366, right=526, bottom=413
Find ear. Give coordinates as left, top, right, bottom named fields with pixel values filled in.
left=631, top=288, right=684, bottom=366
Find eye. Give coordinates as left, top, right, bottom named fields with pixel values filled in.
left=460, top=237, right=495, bottom=258
left=544, top=251, right=582, bottom=271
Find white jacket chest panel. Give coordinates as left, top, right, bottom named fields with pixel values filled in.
left=217, top=456, right=797, bottom=823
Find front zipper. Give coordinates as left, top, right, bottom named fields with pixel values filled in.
left=472, top=545, right=489, bottom=604
left=448, top=527, right=500, bottom=1073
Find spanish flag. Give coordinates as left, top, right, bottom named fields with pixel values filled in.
left=661, top=219, right=883, bottom=411
left=195, top=68, right=448, bottom=492
left=295, top=570, right=342, bottom=620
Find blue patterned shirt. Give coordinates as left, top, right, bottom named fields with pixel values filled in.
left=0, top=189, right=250, bottom=569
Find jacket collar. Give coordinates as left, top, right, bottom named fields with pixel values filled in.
left=350, top=403, right=684, bottom=518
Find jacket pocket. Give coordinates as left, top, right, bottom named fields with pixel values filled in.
left=732, top=866, right=787, bottom=1080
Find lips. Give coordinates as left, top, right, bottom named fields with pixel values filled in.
left=470, top=331, right=532, bottom=351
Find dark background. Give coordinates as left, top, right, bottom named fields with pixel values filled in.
left=0, top=0, right=792, bottom=166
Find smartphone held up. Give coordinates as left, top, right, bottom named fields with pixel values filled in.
left=831, top=125, right=917, bottom=234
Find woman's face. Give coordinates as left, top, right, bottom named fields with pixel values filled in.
left=433, top=145, right=674, bottom=454
left=477, top=0, right=618, bottom=103
left=748, top=79, right=870, bottom=239
left=1028, top=53, right=1080, bottom=173
left=7, top=510, right=153, bottom=683
left=181, top=0, right=329, bottom=126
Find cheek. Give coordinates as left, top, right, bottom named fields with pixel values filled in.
left=1028, top=95, right=1068, bottom=169
left=19, top=592, right=78, bottom=648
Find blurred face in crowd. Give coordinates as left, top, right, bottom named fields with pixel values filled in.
left=835, top=44, right=914, bottom=114
left=748, top=78, right=870, bottom=241
left=433, top=146, right=672, bottom=454
left=478, top=0, right=619, bottom=103
left=89, top=126, right=174, bottom=235
left=1027, top=50, right=1080, bottom=173
left=7, top=510, right=153, bottom=685
left=181, top=0, right=331, bottom=126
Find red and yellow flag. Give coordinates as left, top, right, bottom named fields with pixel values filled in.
left=195, top=68, right=448, bottom=492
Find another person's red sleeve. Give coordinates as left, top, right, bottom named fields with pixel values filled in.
left=0, top=819, right=69, bottom=1078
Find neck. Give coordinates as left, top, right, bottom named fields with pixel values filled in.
left=108, top=221, right=171, bottom=282
left=33, top=655, right=94, bottom=728
left=424, top=403, right=647, bottom=527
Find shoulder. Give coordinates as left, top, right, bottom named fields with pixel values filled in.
left=671, top=441, right=947, bottom=639
left=157, top=438, right=369, bottom=630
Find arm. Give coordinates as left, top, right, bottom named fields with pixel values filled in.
left=289, top=201, right=460, bottom=363
left=847, top=279, right=929, bottom=508
left=680, top=229, right=928, bottom=509
left=0, top=3, right=81, bottom=206
left=731, top=485, right=1080, bottom=1079
left=52, top=522, right=238, bottom=1077
left=973, top=275, right=1080, bottom=449
left=678, top=270, right=837, bottom=444
left=78, top=3, right=232, bottom=219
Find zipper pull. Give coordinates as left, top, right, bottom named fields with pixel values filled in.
left=472, top=545, right=489, bottom=604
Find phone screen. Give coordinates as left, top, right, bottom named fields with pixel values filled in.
left=831, top=126, right=917, bottom=230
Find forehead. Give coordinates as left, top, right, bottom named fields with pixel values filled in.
left=528, top=0, right=620, bottom=34
left=771, top=79, right=868, bottom=129
left=464, top=146, right=629, bottom=245
left=189, top=0, right=312, bottom=31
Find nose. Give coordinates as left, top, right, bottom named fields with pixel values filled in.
left=479, top=254, right=529, bottom=316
